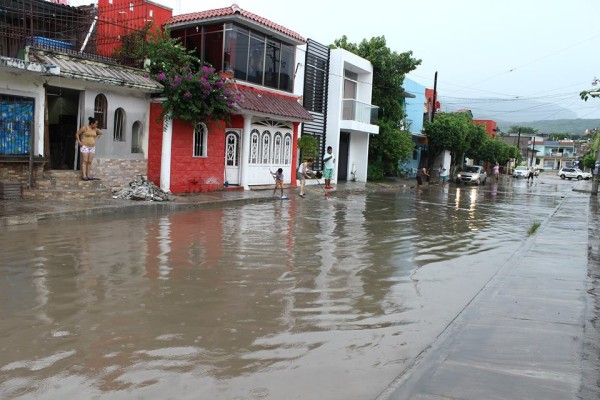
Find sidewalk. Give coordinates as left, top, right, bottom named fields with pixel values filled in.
left=379, top=189, right=599, bottom=399
left=0, top=181, right=375, bottom=227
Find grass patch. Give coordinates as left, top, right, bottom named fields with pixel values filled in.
left=528, top=221, right=541, bottom=236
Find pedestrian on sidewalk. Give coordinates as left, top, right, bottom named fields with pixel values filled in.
left=271, top=168, right=284, bottom=197
left=75, top=117, right=102, bottom=181
left=297, top=158, right=313, bottom=198
left=323, top=146, right=335, bottom=189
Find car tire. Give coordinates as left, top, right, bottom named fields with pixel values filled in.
left=560, top=174, right=566, bottom=179
left=577, top=176, right=582, bottom=180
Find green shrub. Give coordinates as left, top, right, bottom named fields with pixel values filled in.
left=367, top=162, right=385, bottom=181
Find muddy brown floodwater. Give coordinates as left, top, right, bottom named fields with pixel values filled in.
left=0, top=178, right=569, bottom=399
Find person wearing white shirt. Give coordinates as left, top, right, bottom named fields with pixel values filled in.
left=322, top=146, right=335, bottom=189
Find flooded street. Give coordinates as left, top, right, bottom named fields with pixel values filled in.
left=0, top=176, right=579, bottom=399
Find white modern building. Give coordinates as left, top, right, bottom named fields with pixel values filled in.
left=325, top=49, right=379, bottom=183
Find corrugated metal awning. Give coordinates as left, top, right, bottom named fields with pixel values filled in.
left=28, top=49, right=163, bottom=93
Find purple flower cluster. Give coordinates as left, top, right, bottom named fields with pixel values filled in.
left=155, top=64, right=238, bottom=122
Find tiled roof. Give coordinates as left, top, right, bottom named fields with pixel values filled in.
left=28, top=49, right=163, bottom=93
left=166, top=4, right=305, bottom=43
left=236, top=87, right=313, bottom=122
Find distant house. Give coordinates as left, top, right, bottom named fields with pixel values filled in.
left=400, top=77, right=426, bottom=176
left=148, top=4, right=313, bottom=193
left=529, top=138, right=577, bottom=170
left=473, top=119, right=499, bottom=137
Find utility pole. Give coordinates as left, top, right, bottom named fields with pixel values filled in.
left=517, top=128, right=521, bottom=166
left=530, top=136, right=536, bottom=167
left=593, top=136, right=600, bottom=195
left=431, top=71, right=438, bottom=122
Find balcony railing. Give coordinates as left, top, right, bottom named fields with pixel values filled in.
left=342, top=99, right=379, bottom=125
left=544, top=152, right=573, bottom=158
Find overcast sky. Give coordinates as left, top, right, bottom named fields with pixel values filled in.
left=125, top=0, right=600, bottom=121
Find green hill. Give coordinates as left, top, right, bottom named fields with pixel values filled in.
left=497, top=119, right=600, bottom=135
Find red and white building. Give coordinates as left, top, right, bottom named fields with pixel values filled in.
left=147, top=5, right=313, bottom=193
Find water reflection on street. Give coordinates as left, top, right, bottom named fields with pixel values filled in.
left=0, top=177, right=571, bottom=399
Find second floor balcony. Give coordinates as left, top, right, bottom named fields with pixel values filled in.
left=342, top=99, right=379, bottom=125
left=542, top=151, right=574, bottom=158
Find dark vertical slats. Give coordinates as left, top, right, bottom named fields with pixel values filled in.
left=301, top=39, right=329, bottom=170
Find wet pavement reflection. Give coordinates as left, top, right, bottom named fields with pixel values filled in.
left=0, top=176, right=576, bottom=399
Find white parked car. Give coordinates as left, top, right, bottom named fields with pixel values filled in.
left=512, top=166, right=529, bottom=178
left=558, top=167, right=592, bottom=180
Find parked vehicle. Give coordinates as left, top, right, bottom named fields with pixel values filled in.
left=558, top=167, right=592, bottom=180
left=456, top=165, right=487, bottom=185
left=513, top=166, right=540, bottom=178
left=512, top=166, right=529, bottom=178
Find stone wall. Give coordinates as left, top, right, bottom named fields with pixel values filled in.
left=0, top=162, right=45, bottom=183
left=92, top=158, right=148, bottom=190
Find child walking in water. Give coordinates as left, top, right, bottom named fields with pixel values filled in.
left=271, top=168, right=285, bottom=197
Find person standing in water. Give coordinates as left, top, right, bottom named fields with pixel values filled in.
left=296, top=158, right=313, bottom=198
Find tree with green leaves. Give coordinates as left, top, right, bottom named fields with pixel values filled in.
left=369, top=120, right=415, bottom=175
left=331, top=35, right=421, bottom=176
left=507, top=126, right=537, bottom=135
left=145, top=28, right=238, bottom=123
left=465, top=123, right=488, bottom=162
left=423, top=112, right=472, bottom=170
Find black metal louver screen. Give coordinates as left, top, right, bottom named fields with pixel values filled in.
left=302, top=38, right=329, bottom=170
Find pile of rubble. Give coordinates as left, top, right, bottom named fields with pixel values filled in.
left=112, top=176, right=174, bottom=202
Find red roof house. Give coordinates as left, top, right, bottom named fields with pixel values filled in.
left=148, top=4, right=312, bottom=194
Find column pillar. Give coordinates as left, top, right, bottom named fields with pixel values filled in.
left=160, top=116, right=172, bottom=192
left=240, top=114, right=252, bottom=190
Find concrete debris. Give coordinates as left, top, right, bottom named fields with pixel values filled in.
left=112, top=176, right=174, bottom=201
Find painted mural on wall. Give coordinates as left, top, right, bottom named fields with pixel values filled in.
left=0, top=95, right=34, bottom=155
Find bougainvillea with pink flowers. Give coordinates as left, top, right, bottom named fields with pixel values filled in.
left=146, top=28, right=238, bottom=122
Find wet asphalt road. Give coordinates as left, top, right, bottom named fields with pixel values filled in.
left=0, top=173, right=598, bottom=399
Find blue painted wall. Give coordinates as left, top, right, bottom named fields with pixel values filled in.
left=402, top=77, right=426, bottom=134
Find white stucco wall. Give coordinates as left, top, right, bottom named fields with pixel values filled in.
left=326, top=49, right=379, bottom=183
left=75, top=84, right=151, bottom=160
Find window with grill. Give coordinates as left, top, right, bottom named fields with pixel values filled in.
left=94, top=94, right=108, bottom=129
left=194, top=122, right=208, bottom=157
left=113, top=108, right=125, bottom=141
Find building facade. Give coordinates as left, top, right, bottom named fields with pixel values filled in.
left=148, top=5, right=312, bottom=193
left=0, top=0, right=165, bottom=193
left=324, top=49, right=379, bottom=183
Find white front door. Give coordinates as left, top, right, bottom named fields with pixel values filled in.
left=225, top=130, right=240, bottom=185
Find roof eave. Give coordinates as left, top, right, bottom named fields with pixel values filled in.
left=58, top=71, right=163, bottom=93
left=236, top=108, right=312, bottom=122
left=167, top=14, right=305, bottom=46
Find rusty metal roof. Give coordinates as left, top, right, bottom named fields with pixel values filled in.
left=28, top=49, right=163, bottom=93
left=236, top=87, right=313, bottom=122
